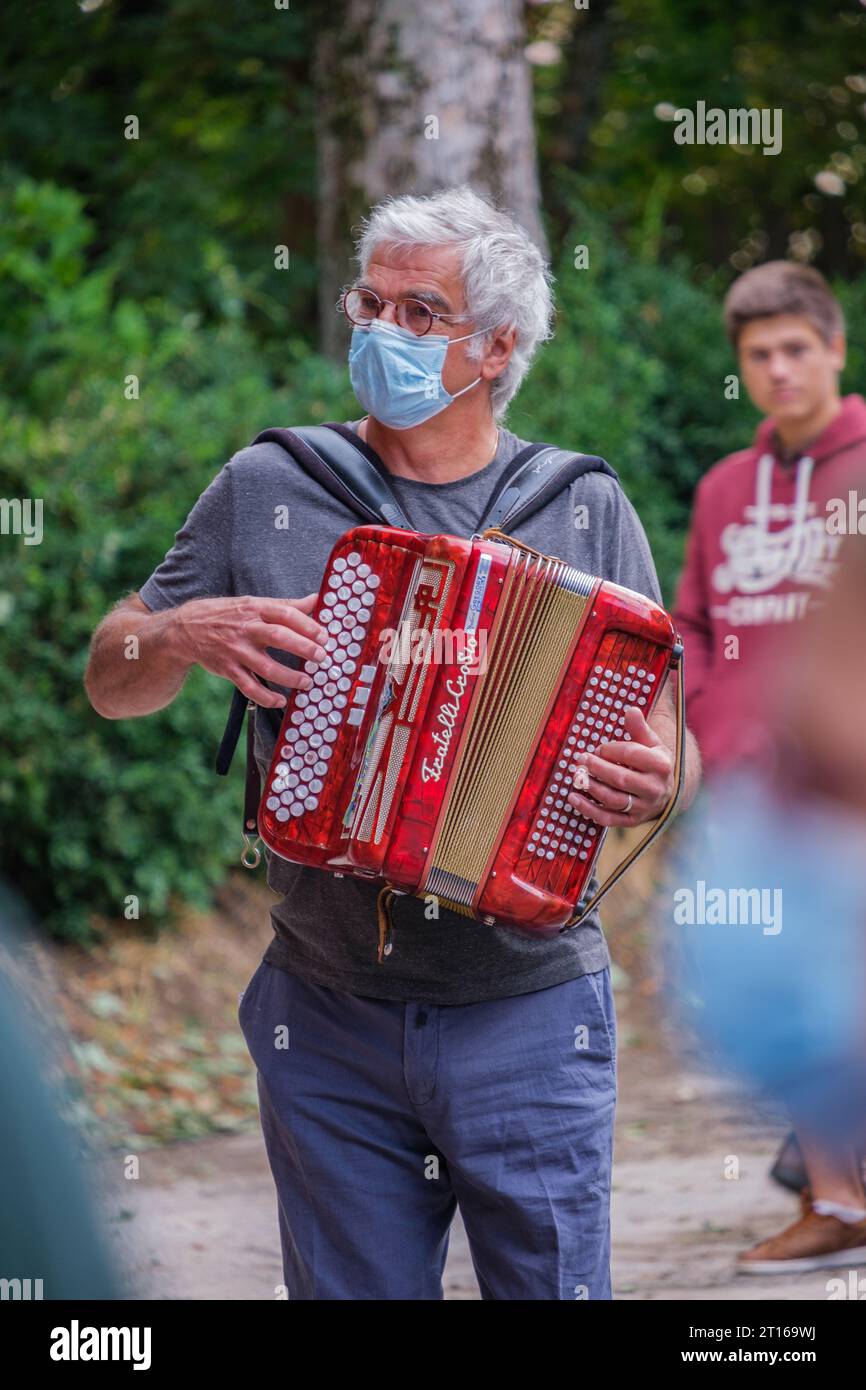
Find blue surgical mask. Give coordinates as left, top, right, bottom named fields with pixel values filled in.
left=348, top=318, right=489, bottom=430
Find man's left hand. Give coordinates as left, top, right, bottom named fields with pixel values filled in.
left=566, top=705, right=675, bottom=827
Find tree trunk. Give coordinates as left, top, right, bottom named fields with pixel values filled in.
left=315, top=0, right=547, bottom=359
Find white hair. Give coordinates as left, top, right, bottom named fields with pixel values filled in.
left=350, top=184, right=555, bottom=422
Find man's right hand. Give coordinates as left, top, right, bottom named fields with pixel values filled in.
left=85, top=590, right=331, bottom=721
left=170, top=593, right=329, bottom=709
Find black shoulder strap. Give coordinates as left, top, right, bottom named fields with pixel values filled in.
left=476, top=443, right=619, bottom=534
left=254, top=423, right=618, bottom=533
left=253, top=424, right=412, bottom=529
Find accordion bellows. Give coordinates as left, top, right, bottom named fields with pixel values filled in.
left=259, top=525, right=678, bottom=937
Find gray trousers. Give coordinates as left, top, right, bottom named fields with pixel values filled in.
left=239, top=959, right=617, bottom=1300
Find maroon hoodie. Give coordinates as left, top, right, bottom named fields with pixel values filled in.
left=673, top=393, right=866, bottom=779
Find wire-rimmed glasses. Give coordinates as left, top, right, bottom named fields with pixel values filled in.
left=339, top=286, right=474, bottom=337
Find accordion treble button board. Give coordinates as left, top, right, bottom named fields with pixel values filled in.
left=263, top=546, right=382, bottom=827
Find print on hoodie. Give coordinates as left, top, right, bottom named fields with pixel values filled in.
left=711, top=452, right=840, bottom=625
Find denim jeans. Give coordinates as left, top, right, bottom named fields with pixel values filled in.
left=239, top=959, right=617, bottom=1300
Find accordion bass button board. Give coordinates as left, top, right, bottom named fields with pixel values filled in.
left=258, top=524, right=679, bottom=937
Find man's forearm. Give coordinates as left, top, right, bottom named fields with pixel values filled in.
left=85, top=603, right=190, bottom=719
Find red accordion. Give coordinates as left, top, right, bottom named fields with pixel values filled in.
left=258, top=525, right=684, bottom=941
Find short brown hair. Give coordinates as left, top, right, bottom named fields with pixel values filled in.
left=723, top=260, right=845, bottom=350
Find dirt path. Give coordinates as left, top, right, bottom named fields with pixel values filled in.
left=101, top=1011, right=837, bottom=1301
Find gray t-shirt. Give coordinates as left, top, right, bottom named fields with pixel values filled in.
left=139, top=419, right=664, bottom=1004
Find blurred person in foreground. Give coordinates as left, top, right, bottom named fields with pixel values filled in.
left=671, top=279, right=866, bottom=1266
left=0, top=885, right=121, bottom=1300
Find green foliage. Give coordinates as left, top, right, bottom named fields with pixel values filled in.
left=0, top=0, right=318, bottom=348
left=0, top=178, right=354, bottom=941
left=534, top=0, right=866, bottom=282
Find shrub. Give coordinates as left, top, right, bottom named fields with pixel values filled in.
left=0, top=179, right=354, bottom=940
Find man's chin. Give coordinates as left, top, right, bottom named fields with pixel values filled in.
left=766, top=395, right=809, bottom=423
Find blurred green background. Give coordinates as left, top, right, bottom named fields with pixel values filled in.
left=2, top=0, right=865, bottom=940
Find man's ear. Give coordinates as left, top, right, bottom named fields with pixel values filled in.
left=482, top=324, right=517, bottom=381
left=830, top=331, right=846, bottom=374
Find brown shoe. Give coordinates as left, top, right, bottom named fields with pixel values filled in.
left=737, top=1191, right=866, bottom=1275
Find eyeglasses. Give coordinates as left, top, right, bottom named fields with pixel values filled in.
left=338, top=286, right=474, bottom=337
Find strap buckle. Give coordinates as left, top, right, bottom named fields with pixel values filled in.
left=241, top=832, right=262, bottom=870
